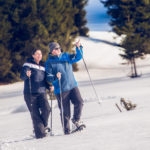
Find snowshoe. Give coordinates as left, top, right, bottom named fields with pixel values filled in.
left=44, top=127, right=51, bottom=133
left=71, top=124, right=86, bottom=133
left=120, top=98, right=137, bottom=111
left=71, top=119, right=86, bottom=133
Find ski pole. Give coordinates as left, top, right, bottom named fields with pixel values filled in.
left=79, top=47, right=102, bottom=104
left=50, top=93, right=53, bottom=135
left=28, top=71, right=35, bottom=131
left=115, top=103, right=122, bottom=112
left=58, top=78, right=65, bottom=134
left=28, top=69, right=32, bottom=95
left=49, top=90, right=54, bottom=136
left=28, top=70, right=33, bottom=112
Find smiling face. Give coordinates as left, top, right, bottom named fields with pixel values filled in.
left=32, top=50, right=42, bottom=64
left=51, top=47, right=61, bottom=56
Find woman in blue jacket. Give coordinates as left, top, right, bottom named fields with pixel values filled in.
left=45, top=41, right=84, bottom=134
left=20, top=49, right=51, bottom=139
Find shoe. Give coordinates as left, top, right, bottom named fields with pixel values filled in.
left=35, top=132, right=47, bottom=139
left=44, top=127, right=51, bottom=133
left=64, top=129, right=70, bottom=135
left=72, top=119, right=84, bottom=128
left=65, top=132, right=70, bottom=135
left=33, top=127, right=50, bottom=134
left=64, top=131, right=70, bottom=135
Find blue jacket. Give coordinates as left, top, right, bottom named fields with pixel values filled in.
left=20, top=57, right=49, bottom=94
left=45, top=46, right=83, bottom=94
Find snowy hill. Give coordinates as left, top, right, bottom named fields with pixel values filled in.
left=1, top=30, right=150, bottom=150
left=1, top=0, right=150, bottom=149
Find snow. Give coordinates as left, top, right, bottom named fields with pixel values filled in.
left=1, top=1, right=150, bottom=150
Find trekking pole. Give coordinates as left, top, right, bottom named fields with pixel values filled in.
left=29, top=78, right=31, bottom=95
left=49, top=90, right=54, bottom=136
left=79, top=47, right=102, bottom=104
left=115, top=103, right=122, bottom=112
left=58, top=78, right=65, bottom=134
left=28, top=69, right=32, bottom=95
left=28, top=70, right=33, bottom=111
left=28, top=71, right=35, bottom=131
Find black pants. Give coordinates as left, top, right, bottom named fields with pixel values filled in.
left=24, top=93, right=51, bottom=138
left=56, top=87, right=83, bottom=133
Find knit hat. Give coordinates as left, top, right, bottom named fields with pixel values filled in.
left=49, top=42, right=60, bottom=53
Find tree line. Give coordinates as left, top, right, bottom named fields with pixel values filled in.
left=102, top=0, right=150, bottom=77
left=0, top=0, right=88, bottom=83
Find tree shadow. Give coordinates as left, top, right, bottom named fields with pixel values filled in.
left=88, top=37, right=121, bottom=47
left=78, top=72, right=150, bottom=87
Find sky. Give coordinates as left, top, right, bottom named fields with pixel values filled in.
left=85, top=0, right=111, bottom=31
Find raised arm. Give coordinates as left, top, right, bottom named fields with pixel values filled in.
left=68, top=46, right=83, bottom=64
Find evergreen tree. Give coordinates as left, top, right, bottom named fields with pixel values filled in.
left=0, top=0, right=85, bottom=82
left=38, top=0, right=80, bottom=70
left=0, top=0, right=13, bottom=82
left=102, top=0, right=150, bottom=77
left=72, top=0, right=89, bottom=36
left=0, top=45, right=12, bottom=82
left=0, top=0, right=51, bottom=81
left=134, top=0, right=150, bottom=54
left=120, top=34, right=144, bottom=77
left=10, top=0, right=50, bottom=74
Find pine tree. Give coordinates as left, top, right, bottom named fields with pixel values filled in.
left=0, top=0, right=13, bottom=82
left=39, top=0, right=80, bottom=70
left=0, top=0, right=84, bottom=82
left=102, top=0, right=150, bottom=77
left=0, top=45, right=12, bottom=82
left=72, top=0, right=89, bottom=36
left=10, top=0, right=50, bottom=72
left=120, top=34, right=144, bottom=77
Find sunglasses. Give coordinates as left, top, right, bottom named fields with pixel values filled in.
left=54, top=47, right=60, bottom=50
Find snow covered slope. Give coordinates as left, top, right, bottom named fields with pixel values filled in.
left=1, top=31, right=150, bottom=150
left=1, top=0, right=150, bottom=149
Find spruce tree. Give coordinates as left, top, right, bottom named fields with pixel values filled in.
left=120, top=34, right=144, bottom=77
left=72, top=0, right=89, bottom=36
left=39, top=0, right=80, bottom=70
left=102, top=0, right=150, bottom=77
left=0, top=0, right=13, bottom=82
left=0, top=0, right=83, bottom=82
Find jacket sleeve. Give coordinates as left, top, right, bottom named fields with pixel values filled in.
left=20, top=65, right=30, bottom=81
left=68, top=46, right=83, bottom=64
left=45, top=60, right=58, bottom=84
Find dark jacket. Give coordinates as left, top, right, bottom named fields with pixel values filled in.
left=45, top=46, right=83, bottom=94
left=20, top=57, right=49, bottom=94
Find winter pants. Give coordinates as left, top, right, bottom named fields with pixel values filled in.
left=56, top=87, right=83, bottom=134
left=24, top=93, right=51, bottom=138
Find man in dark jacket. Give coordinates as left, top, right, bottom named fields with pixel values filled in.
left=45, top=41, right=84, bottom=134
left=20, top=49, right=51, bottom=139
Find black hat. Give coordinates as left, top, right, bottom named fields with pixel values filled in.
left=49, top=42, right=60, bottom=53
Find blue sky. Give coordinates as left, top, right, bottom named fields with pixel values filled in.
left=85, top=0, right=111, bottom=31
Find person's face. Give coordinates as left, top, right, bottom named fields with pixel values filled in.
left=32, top=50, right=42, bottom=63
left=51, top=47, right=61, bottom=56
